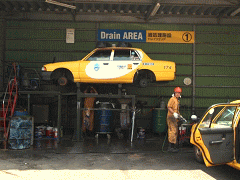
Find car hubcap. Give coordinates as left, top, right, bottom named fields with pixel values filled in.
left=58, top=77, right=68, bottom=86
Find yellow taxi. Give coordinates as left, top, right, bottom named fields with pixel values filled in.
left=41, top=45, right=175, bottom=87
left=190, top=100, right=240, bottom=170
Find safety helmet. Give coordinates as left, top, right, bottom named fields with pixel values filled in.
left=174, top=87, right=182, bottom=93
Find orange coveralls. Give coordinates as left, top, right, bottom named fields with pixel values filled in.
left=82, top=87, right=97, bottom=132
left=167, top=96, right=180, bottom=144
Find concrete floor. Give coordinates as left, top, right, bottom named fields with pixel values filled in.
left=1, top=134, right=240, bottom=180
left=32, top=134, right=184, bottom=154
left=29, top=132, right=192, bottom=154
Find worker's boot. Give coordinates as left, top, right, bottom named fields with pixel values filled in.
left=171, top=143, right=179, bottom=153
left=167, top=143, right=174, bottom=152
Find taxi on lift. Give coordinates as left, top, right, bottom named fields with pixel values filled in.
left=190, top=100, right=240, bottom=170
left=41, top=43, right=176, bottom=87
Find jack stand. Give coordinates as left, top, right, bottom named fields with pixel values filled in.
left=118, top=84, right=122, bottom=96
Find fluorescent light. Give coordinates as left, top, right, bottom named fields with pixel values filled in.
left=231, top=7, right=240, bottom=16
left=45, top=0, right=76, bottom=10
left=150, top=3, right=160, bottom=16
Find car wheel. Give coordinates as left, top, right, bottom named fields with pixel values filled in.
left=139, top=78, right=148, bottom=88
left=194, top=146, right=204, bottom=164
left=57, top=76, right=68, bottom=86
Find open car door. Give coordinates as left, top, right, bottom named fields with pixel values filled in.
left=193, top=104, right=238, bottom=166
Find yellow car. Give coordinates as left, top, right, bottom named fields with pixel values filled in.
left=41, top=46, right=175, bottom=87
left=190, top=100, right=240, bottom=170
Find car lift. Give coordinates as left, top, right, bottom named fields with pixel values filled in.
left=74, top=83, right=136, bottom=143
left=1, top=83, right=136, bottom=146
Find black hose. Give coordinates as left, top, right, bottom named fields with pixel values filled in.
left=162, top=132, right=168, bottom=153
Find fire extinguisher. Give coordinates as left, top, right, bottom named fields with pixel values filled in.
left=53, top=127, right=58, bottom=139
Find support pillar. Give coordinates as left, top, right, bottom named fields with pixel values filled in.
left=0, top=19, right=6, bottom=92
left=57, top=94, right=62, bottom=143
left=76, top=82, right=83, bottom=141
left=192, top=25, right=196, bottom=114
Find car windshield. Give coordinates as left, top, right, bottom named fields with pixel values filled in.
left=87, top=50, right=112, bottom=61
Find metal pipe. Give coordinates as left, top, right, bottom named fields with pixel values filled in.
left=27, top=94, right=30, bottom=113
left=195, top=74, right=240, bottom=78
left=57, top=94, right=61, bottom=143
left=196, top=85, right=240, bottom=88
left=176, top=63, right=240, bottom=67
left=146, top=52, right=240, bottom=56
left=192, top=25, right=196, bottom=114
left=136, top=95, right=238, bottom=99
left=80, top=108, right=132, bottom=111
left=131, top=110, right=136, bottom=143
left=76, top=82, right=82, bottom=142
left=0, top=19, right=6, bottom=92
left=176, top=74, right=240, bottom=78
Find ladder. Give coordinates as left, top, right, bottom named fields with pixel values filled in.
left=0, top=63, right=18, bottom=146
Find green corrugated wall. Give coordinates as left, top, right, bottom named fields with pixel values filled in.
left=2, top=20, right=240, bottom=123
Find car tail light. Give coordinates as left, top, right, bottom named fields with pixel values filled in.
left=42, top=66, right=46, bottom=71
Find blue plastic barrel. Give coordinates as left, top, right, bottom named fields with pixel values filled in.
left=95, top=110, right=113, bottom=133
left=9, top=116, right=32, bottom=149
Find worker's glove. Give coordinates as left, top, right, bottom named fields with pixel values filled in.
left=173, top=113, right=179, bottom=119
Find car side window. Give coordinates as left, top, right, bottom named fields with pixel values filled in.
left=199, top=107, right=223, bottom=128
left=213, top=106, right=236, bottom=127
left=130, top=50, right=140, bottom=61
left=200, top=106, right=236, bottom=128
left=113, top=50, right=132, bottom=61
left=87, top=50, right=112, bottom=61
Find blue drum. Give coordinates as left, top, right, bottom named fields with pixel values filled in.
left=95, top=110, right=113, bottom=133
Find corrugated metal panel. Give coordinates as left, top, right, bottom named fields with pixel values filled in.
left=2, top=20, right=240, bottom=120
left=99, top=23, right=193, bottom=31
left=194, top=25, right=240, bottom=109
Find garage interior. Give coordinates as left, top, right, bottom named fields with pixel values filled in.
left=0, top=0, right=240, bottom=151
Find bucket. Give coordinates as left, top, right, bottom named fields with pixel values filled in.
left=137, top=127, right=145, bottom=139
left=35, top=126, right=43, bottom=139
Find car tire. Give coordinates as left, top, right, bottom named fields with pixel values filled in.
left=139, top=78, right=148, bottom=88
left=57, top=76, right=68, bottom=86
left=194, top=146, right=204, bottom=164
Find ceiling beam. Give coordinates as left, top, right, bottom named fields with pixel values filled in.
left=13, top=11, right=240, bottom=24
left=145, top=1, right=160, bottom=20
left=230, top=7, right=240, bottom=16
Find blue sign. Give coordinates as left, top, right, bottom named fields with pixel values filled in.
left=98, top=29, right=146, bottom=42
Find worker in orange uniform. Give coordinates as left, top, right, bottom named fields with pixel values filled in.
left=82, top=86, right=98, bottom=136
left=166, top=87, right=182, bottom=153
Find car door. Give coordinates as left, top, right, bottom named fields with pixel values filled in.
left=194, top=104, right=238, bottom=166
left=83, top=49, right=113, bottom=82
left=109, top=49, right=141, bottom=82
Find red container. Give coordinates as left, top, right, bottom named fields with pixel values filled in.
left=46, top=127, right=53, bottom=137
left=179, top=126, right=186, bottom=135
